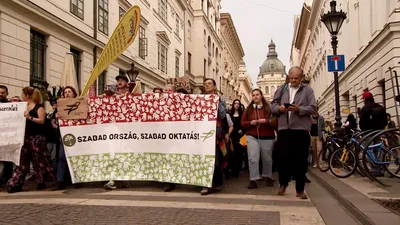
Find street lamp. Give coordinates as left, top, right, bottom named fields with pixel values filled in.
left=127, top=63, right=139, bottom=93
left=127, top=63, right=139, bottom=82
left=321, top=0, right=347, bottom=129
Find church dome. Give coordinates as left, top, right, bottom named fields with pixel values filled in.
left=259, top=40, right=286, bottom=75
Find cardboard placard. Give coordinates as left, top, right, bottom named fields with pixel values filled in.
left=166, top=76, right=191, bottom=92
left=57, top=97, right=89, bottom=120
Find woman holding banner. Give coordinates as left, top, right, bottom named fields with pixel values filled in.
left=51, top=86, right=81, bottom=191
left=8, top=87, right=55, bottom=193
left=201, top=78, right=227, bottom=195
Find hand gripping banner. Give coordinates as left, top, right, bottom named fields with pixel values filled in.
left=80, top=6, right=141, bottom=96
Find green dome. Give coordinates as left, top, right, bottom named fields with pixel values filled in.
left=259, top=40, right=286, bottom=75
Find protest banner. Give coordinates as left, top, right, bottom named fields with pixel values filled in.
left=59, top=93, right=219, bottom=187
left=0, top=102, right=27, bottom=165
left=80, top=6, right=141, bottom=96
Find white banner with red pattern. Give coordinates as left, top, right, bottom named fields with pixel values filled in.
left=59, top=93, right=219, bottom=187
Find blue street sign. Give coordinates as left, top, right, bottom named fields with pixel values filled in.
left=327, top=55, right=345, bottom=72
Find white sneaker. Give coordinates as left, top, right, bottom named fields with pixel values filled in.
left=104, top=180, right=117, bottom=190
left=312, top=164, right=317, bottom=168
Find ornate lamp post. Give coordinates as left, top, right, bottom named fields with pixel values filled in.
left=127, top=63, right=139, bottom=93
left=321, top=0, right=347, bottom=129
left=127, top=63, right=139, bottom=82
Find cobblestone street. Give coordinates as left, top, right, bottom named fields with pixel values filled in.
left=0, top=204, right=280, bottom=225
left=0, top=174, right=326, bottom=225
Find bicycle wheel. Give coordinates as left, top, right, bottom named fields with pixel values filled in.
left=329, top=147, right=357, bottom=178
left=382, top=146, right=400, bottom=178
left=361, top=128, right=400, bottom=178
left=318, top=145, right=332, bottom=172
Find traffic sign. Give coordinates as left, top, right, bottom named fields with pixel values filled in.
left=327, top=55, right=345, bottom=72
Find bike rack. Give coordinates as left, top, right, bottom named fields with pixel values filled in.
left=360, top=128, right=400, bottom=187
left=353, top=130, right=389, bottom=186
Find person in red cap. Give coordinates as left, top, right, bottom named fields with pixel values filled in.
left=359, top=91, right=387, bottom=131
left=359, top=91, right=387, bottom=177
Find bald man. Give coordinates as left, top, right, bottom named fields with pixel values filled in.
left=271, top=66, right=317, bottom=199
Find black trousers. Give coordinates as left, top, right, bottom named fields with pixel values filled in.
left=277, top=129, right=310, bottom=193
left=1, top=161, right=14, bottom=182
left=212, top=144, right=224, bottom=187
left=229, top=140, right=244, bottom=177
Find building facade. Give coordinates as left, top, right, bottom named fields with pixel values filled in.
left=188, top=0, right=223, bottom=94
left=257, top=40, right=287, bottom=102
left=1, top=0, right=244, bottom=100
left=219, top=12, right=245, bottom=107
left=238, top=60, right=253, bottom=107
left=291, top=0, right=400, bottom=125
left=0, top=0, right=193, bottom=97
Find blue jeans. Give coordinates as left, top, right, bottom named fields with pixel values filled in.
left=246, top=135, right=274, bottom=181
left=56, top=139, right=68, bottom=182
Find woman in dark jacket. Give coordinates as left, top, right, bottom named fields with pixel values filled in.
left=229, top=99, right=245, bottom=177
left=344, top=113, right=358, bottom=131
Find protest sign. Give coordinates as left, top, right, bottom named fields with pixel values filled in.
left=57, top=97, right=89, bottom=120
left=0, top=102, right=27, bottom=165
left=59, top=93, right=219, bottom=187
left=81, top=6, right=141, bottom=96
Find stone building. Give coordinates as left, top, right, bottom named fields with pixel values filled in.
left=256, top=40, right=287, bottom=102
left=188, top=0, right=223, bottom=94
left=238, top=60, right=253, bottom=107
left=219, top=12, right=245, bottom=107
left=1, top=0, right=246, bottom=99
left=291, top=0, right=400, bottom=125
left=0, top=0, right=194, bottom=97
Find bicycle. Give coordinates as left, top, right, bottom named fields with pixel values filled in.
left=328, top=130, right=358, bottom=178
left=317, top=132, right=345, bottom=172
left=360, top=128, right=400, bottom=179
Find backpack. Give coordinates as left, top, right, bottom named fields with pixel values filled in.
left=370, top=103, right=387, bottom=130
left=270, top=83, right=289, bottom=130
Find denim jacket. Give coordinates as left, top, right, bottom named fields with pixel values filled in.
left=218, top=96, right=226, bottom=119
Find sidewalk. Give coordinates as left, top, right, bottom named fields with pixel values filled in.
left=309, top=168, right=400, bottom=225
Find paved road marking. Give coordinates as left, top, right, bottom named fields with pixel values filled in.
left=0, top=198, right=325, bottom=225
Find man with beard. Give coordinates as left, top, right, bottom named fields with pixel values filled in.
left=115, top=74, right=129, bottom=95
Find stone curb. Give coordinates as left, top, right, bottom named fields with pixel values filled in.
left=308, top=169, right=376, bottom=225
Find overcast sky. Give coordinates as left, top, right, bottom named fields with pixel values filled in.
left=221, top=0, right=305, bottom=85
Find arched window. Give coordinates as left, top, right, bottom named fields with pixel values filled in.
left=203, top=30, right=206, bottom=46
left=207, top=36, right=211, bottom=55
left=212, top=43, right=215, bottom=56
left=216, top=47, right=219, bottom=60
left=271, top=86, right=275, bottom=94
left=188, top=21, right=191, bottom=39
left=265, top=86, right=269, bottom=94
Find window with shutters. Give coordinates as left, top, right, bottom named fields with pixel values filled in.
left=98, top=0, right=109, bottom=35
left=70, top=0, right=84, bottom=19
left=138, top=26, right=147, bottom=59
left=30, top=30, right=47, bottom=81
left=119, top=7, right=126, bottom=20
left=158, top=0, right=167, bottom=21
left=158, top=42, right=167, bottom=73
